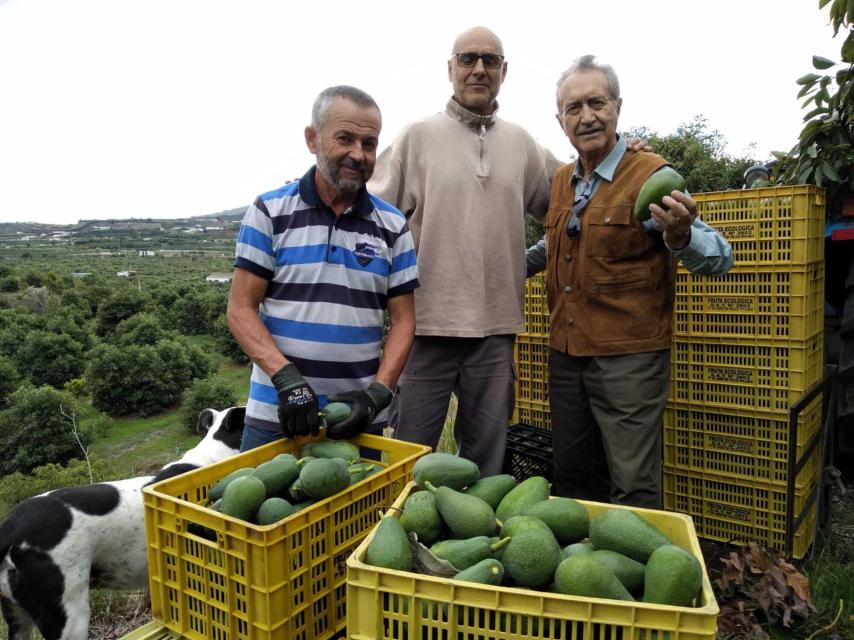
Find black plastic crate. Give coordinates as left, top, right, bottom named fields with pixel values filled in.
left=503, top=423, right=553, bottom=482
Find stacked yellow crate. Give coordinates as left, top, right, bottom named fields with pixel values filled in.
left=665, top=185, right=826, bottom=559
left=513, top=273, right=551, bottom=428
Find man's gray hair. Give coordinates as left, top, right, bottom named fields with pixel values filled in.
left=311, top=85, right=380, bottom=130
left=555, top=55, right=620, bottom=107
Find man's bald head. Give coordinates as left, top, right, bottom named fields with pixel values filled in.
left=448, top=26, right=507, bottom=116
left=451, top=26, right=503, bottom=56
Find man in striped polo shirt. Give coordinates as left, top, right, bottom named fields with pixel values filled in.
left=227, top=86, right=419, bottom=450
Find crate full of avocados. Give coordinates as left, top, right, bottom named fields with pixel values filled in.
left=346, top=453, right=719, bottom=640
left=143, top=429, right=430, bottom=640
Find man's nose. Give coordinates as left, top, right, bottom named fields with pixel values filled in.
left=472, top=57, right=487, bottom=74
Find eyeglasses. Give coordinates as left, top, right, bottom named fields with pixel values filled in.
left=453, top=52, right=505, bottom=69
left=566, top=192, right=591, bottom=237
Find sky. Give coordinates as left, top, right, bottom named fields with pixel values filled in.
left=0, top=1, right=842, bottom=225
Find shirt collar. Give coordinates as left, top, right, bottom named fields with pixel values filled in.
left=298, top=165, right=373, bottom=216
left=572, top=135, right=627, bottom=184
left=446, top=97, right=498, bottom=132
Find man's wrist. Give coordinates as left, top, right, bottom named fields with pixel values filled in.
left=366, top=381, right=393, bottom=411
left=271, top=363, right=303, bottom=389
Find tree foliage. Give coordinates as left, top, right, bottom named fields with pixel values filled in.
left=0, top=385, right=88, bottom=476
left=0, top=355, right=22, bottom=409
left=624, top=116, right=756, bottom=193
left=0, top=456, right=112, bottom=515
left=112, top=311, right=175, bottom=346
left=180, top=376, right=238, bottom=433
left=86, top=338, right=211, bottom=416
left=14, top=330, right=86, bottom=389
left=776, top=0, right=854, bottom=207
left=212, top=315, right=249, bottom=363
left=95, top=287, right=148, bottom=336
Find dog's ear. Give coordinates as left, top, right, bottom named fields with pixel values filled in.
left=222, top=406, right=247, bottom=432
left=196, top=408, right=216, bottom=434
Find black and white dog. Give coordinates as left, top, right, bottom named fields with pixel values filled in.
left=0, top=406, right=245, bottom=640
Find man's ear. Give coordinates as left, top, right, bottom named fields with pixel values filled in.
left=305, top=126, right=318, bottom=154
left=615, top=97, right=623, bottom=117
left=555, top=113, right=566, bottom=135
left=447, top=59, right=453, bottom=81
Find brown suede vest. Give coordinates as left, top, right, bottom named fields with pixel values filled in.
left=545, top=151, right=675, bottom=356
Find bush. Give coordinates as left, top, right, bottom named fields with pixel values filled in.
left=86, top=338, right=211, bottom=416
left=95, top=288, right=148, bottom=337
left=180, top=376, right=238, bottom=433
left=62, top=376, right=87, bottom=398
left=15, top=330, right=86, bottom=389
left=0, top=456, right=112, bottom=515
left=0, top=355, right=22, bottom=408
left=113, top=311, right=174, bottom=346
left=0, top=275, right=20, bottom=292
left=0, top=385, right=88, bottom=476
left=212, top=316, right=249, bottom=363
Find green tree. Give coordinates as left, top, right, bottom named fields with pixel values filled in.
left=60, top=288, right=94, bottom=319
left=624, top=116, right=757, bottom=193
left=172, top=290, right=212, bottom=334
left=0, top=355, right=22, bottom=409
left=15, top=330, right=86, bottom=389
left=212, top=315, right=249, bottom=363
left=776, top=1, right=853, bottom=210
left=24, top=271, right=44, bottom=288
left=95, top=287, right=148, bottom=336
left=0, top=275, right=20, bottom=292
left=0, top=386, right=88, bottom=476
left=180, top=376, right=238, bottom=433
left=86, top=338, right=210, bottom=416
left=113, top=311, right=174, bottom=346
left=0, top=456, right=111, bottom=514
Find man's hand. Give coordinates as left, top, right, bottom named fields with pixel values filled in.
left=650, top=190, right=697, bottom=251
left=626, top=137, right=653, bottom=153
left=324, top=382, right=393, bottom=439
left=270, top=363, right=320, bottom=438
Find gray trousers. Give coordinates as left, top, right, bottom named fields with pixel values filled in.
left=548, top=348, right=669, bottom=508
left=390, top=335, right=516, bottom=476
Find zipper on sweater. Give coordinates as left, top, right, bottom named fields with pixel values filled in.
left=479, top=121, right=487, bottom=175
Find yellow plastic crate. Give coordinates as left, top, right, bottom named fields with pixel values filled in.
left=347, top=482, right=718, bottom=640
left=673, top=263, right=824, bottom=340
left=512, top=398, right=551, bottom=430
left=693, top=185, right=825, bottom=266
left=524, top=273, right=549, bottom=335
left=670, top=334, right=823, bottom=414
left=664, top=464, right=820, bottom=559
left=119, top=622, right=180, bottom=640
left=514, top=337, right=550, bottom=405
left=663, top=395, right=823, bottom=485
left=143, top=433, right=430, bottom=640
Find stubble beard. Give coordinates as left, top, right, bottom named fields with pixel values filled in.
left=316, top=152, right=367, bottom=196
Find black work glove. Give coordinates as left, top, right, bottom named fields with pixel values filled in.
left=270, top=363, right=320, bottom=438
left=325, top=382, right=393, bottom=439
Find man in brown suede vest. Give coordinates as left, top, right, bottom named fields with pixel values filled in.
left=533, top=56, right=733, bottom=508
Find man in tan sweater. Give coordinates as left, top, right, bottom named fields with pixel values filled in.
left=368, top=26, right=560, bottom=475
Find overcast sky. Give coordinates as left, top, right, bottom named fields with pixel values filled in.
left=0, top=1, right=841, bottom=225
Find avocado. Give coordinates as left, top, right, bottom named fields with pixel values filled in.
left=495, top=476, right=550, bottom=522
left=299, top=440, right=361, bottom=462
left=299, top=457, right=351, bottom=499
left=452, top=558, right=505, bottom=586
left=463, top=474, right=518, bottom=509
left=413, top=452, right=480, bottom=491
left=320, top=401, right=352, bottom=426
left=500, top=527, right=562, bottom=588
left=399, top=490, right=444, bottom=546
left=498, top=515, right=552, bottom=539
left=589, top=508, right=672, bottom=563
left=643, top=544, right=703, bottom=607
left=251, top=457, right=303, bottom=497
left=287, top=477, right=309, bottom=503
left=365, top=514, right=413, bottom=571
left=522, top=497, right=589, bottom=545
left=554, top=555, right=635, bottom=601
left=255, top=497, right=295, bottom=525
left=426, top=482, right=497, bottom=539
left=209, top=466, right=254, bottom=502
left=561, top=541, right=594, bottom=560
left=588, top=550, right=646, bottom=593
left=633, top=166, right=686, bottom=222
left=430, top=536, right=510, bottom=571
left=348, top=462, right=382, bottom=484
left=220, top=475, right=267, bottom=522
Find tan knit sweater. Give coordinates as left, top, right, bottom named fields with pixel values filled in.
left=369, top=98, right=559, bottom=337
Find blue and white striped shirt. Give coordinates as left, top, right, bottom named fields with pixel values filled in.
left=235, top=167, right=419, bottom=431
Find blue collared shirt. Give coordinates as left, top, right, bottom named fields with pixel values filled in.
left=526, top=137, right=733, bottom=276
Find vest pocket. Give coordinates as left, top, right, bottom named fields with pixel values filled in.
left=584, top=205, right=648, bottom=258
left=590, top=266, right=658, bottom=340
